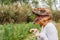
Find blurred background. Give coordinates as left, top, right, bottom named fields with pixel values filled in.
left=0, top=0, right=60, bottom=40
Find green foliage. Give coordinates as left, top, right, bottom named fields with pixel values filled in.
left=1, top=0, right=17, bottom=4
left=1, top=0, right=30, bottom=4
left=29, top=14, right=36, bottom=21
left=0, top=22, right=41, bottom=40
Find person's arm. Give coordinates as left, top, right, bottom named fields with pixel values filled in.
left=30, top=28, right=48, bottom=40
left=34, top=32, right=48, bottom=40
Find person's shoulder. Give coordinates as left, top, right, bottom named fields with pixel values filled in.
left=45, top=22, right=58, bottom=34
left=47, top=22, right=55, bottom=26
left=46, top=22, right=57, bottom=31
left=45, top=22, right=56, bottom=29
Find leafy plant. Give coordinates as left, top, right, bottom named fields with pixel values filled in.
left=0, top=22, right=41, bottom=40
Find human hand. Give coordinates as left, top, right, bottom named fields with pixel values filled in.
left=30, top=28, right=39, bottom=34
left=30, top=28, right=40, bottom=38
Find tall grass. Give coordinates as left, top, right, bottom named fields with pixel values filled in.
left=0, top=22, right=41, bottom=40
left=0, top=3, right=33, bottom=24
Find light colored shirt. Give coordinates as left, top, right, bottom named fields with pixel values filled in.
left=37, top=22, right=58, bottom=40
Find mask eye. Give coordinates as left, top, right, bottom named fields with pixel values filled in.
left=40, top=10, right=45, bottom=14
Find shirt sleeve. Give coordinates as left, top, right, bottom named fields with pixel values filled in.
left=35, top=32, right=48, bottom=40
left=40, top=32, right=48, bottom=40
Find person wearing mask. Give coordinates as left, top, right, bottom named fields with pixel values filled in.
left=30, top=8, right=58, bottom=40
